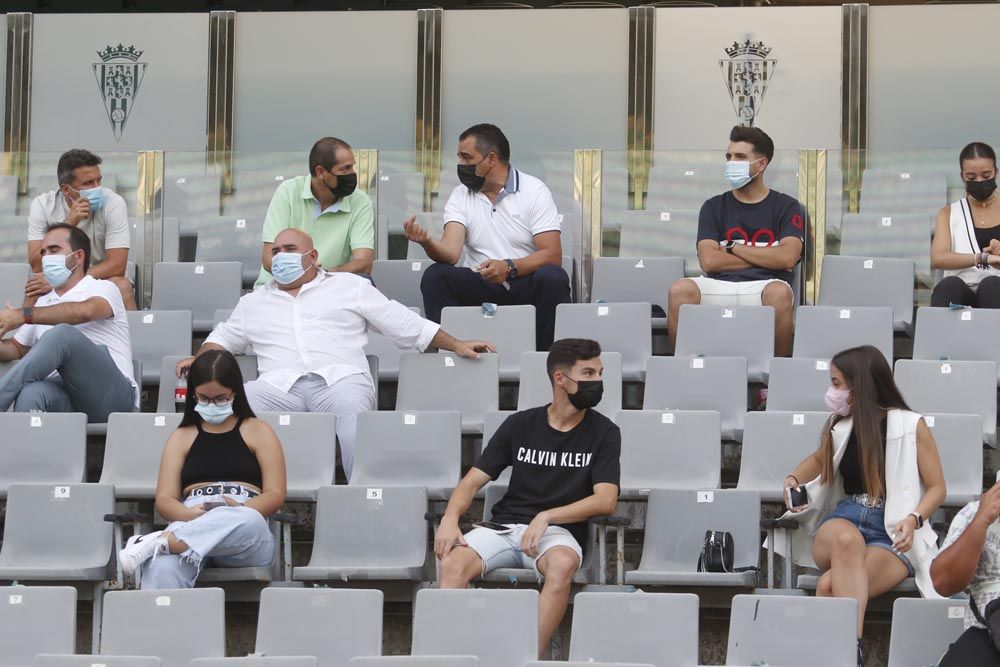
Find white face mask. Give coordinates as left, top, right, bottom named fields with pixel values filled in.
left=725, top=157, right=764, bottom=189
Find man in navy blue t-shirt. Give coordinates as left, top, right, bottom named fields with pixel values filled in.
left=434, top=338, right=621, bottom=657
left=667, top=126, right=805, bottom=356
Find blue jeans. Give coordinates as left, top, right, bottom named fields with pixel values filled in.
left=822, top=497, right=915, bottom=575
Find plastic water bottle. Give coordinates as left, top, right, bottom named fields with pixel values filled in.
left=174, top=376, right=187, bottom=413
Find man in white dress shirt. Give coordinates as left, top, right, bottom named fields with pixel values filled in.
left=178, top=227, right=495, bottom=477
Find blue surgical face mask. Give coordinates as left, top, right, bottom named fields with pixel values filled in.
left=725, top=158, right=764, bottom=189
left=41, top=253, right=77, bottom=288
left=195, top=400, right=234, bottom=425
left=271, top=251, right=308, bottom=285
left=68, top=186, right=104, bottom=212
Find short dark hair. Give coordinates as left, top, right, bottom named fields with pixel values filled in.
left=959, top=142, right=997, bottom=169
left=179, top=349, right=256, bottom=428
left=460, top=123, right=511, bottom=164
left=729, top=126, right=774, bottom=163
left=45, top=222, right=92, bottom=273
left=308, top=137, right=352, bottom=176
left=546, top=338, right=602, bottom=384
left=57, top=149, right=102, bottom=186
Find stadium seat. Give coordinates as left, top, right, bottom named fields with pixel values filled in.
left=765, top=357, right=831, bottom=412
left=378, top=170, right=425, bottom=233
left=924, top=413, right=984, bottom=506
left=624, top=489, right=760, bottom=588
left=0, top=586, right=77, bottom=667
left=0, top=484, right=114, bottom=582
left=151, top=262, right=242, bottom=332
left=839, top=212, right=932, bottom=284
left=0, top=412, right=86, bottom=497
left=736, top=411, right=829, bottom=502
left=0, top=263, right=30, bottom=314
left=156, top=355, right=258, bottom=413
left=0, top=175, right=17, bottom=216
left=228, top=170, right=294, bottom=217
left=895, top=359, right=997, bottom=447
left=590, top=256, right=685, bottom=324
left=192, top=660, right=314, bottom=667
left=352, top=659, right=478, bottom=666
left=129, top=217, right=180, bottom=263
left=441, top=305, right=535, bottom=381
left=614, top=209, right=700, bottom=276
left=567, top=592, right=700, bottom=667
left=554, top=303, right=651, bottom=381
left=397, top=352, right=499, bottom=433
left=818, top=255, right=916, bottom=333
left=37, top=657, right=160, bottom=667
left=162, top=172, right=223, bottom=221
left=913, top=305, right=1000, bottom=384
left=792, top=305, right=894, bottom=363
left=371, top=259, right=431, bottom=314
left=350, top=410, right=462, bottom=499
left=645, top=163, right=721, bottom=211
left=887, top=598, right=966, bottom=667
left=857, top=169, right=946, bottom=218
left=725, top=595, right=857, bottom=666
left=293, top=485, right=427, bottom=582
left=257, top=412, right=337, bottom=501
left=643, top=356, right=747, bottom=441
left=674, top=304, right=775, bottom=382
left=614, top=410, right=721, bottom=497
left=517, top=351, right=622, bottom=418
left=100, top=588, right=225, bottom=667
left=255, top=588, right=384, bottom=666
left=411, top=589, right=539, bottom=667
left=364, top=331, right=418, bottom=382
left=193, top=217, right=263, bottom=286
left=212, top=309, right=232, bottom=326
left=126, top=310, right=193, bottom=385
left=99, top=412, right=181, bottom=498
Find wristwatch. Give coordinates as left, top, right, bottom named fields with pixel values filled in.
left=909, top=512, right=924, bottom=529
left=21, top=307, right=33, bottom=325
left=504, top=259, right=517, bottom=279
left=724, top=240, right=736, bottom=254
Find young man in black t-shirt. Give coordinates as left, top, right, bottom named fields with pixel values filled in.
left=666, top=126, right=805, bottom=356
left=434, top=338, right=621, bottom=655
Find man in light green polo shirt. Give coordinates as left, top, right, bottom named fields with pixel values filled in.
left=255, top=136, right=375, bottom=287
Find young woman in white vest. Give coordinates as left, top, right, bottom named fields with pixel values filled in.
left=931, top=142, right=1000, bottom=307
left=775, top=345, right=946, bottom=667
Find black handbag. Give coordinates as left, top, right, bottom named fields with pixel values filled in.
left=969, top=591, right=1000, bottom=652
left=697, top=530, right=760, bottom=582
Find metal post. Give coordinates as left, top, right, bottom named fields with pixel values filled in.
left=841, top=4, right=869, bottom=214
left=3, top=13, right=32, bottom=192
left=574, top=149, right=602, bottom=303
left=136, top=151, right=164, bottom=310
left=627, top=6, right=654, bottom=211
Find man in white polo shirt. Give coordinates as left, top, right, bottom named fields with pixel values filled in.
left=26, top=149, right=135, bottom=309
left=178, top=227, right=495, bottom=479
left=403, top=123, right=570, bottom=351
left=0, top=223, right=138, bottom=422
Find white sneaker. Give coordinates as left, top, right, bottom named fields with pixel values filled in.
left=118, top=531, right=168, bottom=577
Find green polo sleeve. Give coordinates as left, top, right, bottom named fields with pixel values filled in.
left=261, top=179, right=296, bottom=244
left=348, top=191, right=375, bottom=250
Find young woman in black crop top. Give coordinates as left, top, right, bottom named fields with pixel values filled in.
left=118, top=349, right=287, bottom=589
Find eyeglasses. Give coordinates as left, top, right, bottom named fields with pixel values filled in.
left=195, top=395, right=234, bottom=407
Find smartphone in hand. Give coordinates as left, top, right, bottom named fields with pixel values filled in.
left=474, top=521, right=513, bottom=535
left=786, top=485, right=809, bottom=511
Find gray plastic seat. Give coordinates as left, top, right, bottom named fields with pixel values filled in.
left=371, top=259, right=431, bottom=314
left=792, top=305, right=894, bottom=363
left=440, top=305, right=535, bottom=381
left=0, top=263, right=30, bottom=312
left=614, top=410, right=721, bottom=497
left=643, top=356, right=747, bottom=441
left=887, top=598, right=966, bottom=667
left=625, top=489, right=760, bottom=588
left=725, top=594, right=857, bottom=666
left=736, top=411, right=829, bottom=502
left=765, top=357, right=831, bottom=412
left=895, top=359, right=997, bottom=447
left=163, top=172, right=223, bottom=221
left=839, top=212, right=932, bottom=284
left=614, top=210, right=700, bottom=276
left=351, top=660, right=478, bottom=666
left=674, top=304, right=775, bottom=382
left=645, top=163, right=722, bottom=211
left=0, top=586, right=77, bottom=667
left=363, top=306, right=420, bottom=381
left=553, top=303, right=651, bottom=381
left=157, top=355, right=258, bottom=413
left=99, top=412, right=183, bottom=498
left=0, top=412, right=86, bottom=498
left=411, top=589, right=538, bottom=667
left=255, top=588, right=383, bottom=667
left=397, top=353, right=498, bottom=434
left=37, top=657, right=160, bottom=667
left=126, top=311, right=193, bottom=385
left=568, top=592, right=700, bottom=667
left=212, top=309, right=232, bottom=326
left=857, top=170, right=946, bottom=217
left=351, top=411, right=461, bottom=499
left=193, top=217, right=264, bottom=286
left=151, top=262, right=242, bottom=331
left=517, top=351, right=622, bottom=418
left=293, top=485, right=427, bottom=582
left=378, top=171, right=425, bottom=234
left=257, top=412, right=336, bottom=501
left=0, top=484, right=114, bottom=581
left=129, top=217, right=180, bottom=263
left=913, top=306, right=1000, bottom=384
left=0, top=175, right=16, bottom=215
left=818, top=255, right=916, bottom=333
left=100, top=588, right=225, bottom=667
left=924, top=413, right=984, bottom=506
left=193, top=659, right=315, bottom=667
left=590, top=256, right=685, bottom=325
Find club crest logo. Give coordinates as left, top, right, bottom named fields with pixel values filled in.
left=93, top=44, right=147, bottom=142
left=720, top=39, right=776, bottom=128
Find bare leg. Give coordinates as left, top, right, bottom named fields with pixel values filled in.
left=667, top=278, right=701, bottom=351
left=164, top=531, right=189, bottom=554
left=535, top=547, right=580, bottom=657
left=761, top=281, right=794, bottom=357
left=812, top=519, right=868, bottom=638
left=860, top=546, right=909, bottom=633
left=438, top=545, right=484, bottom=589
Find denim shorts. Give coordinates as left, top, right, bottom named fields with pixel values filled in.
left=821, top=497, right=915, bottom=576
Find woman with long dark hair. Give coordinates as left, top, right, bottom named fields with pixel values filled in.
left=117, top=349, right=286, bottom=588
left=773, top=345, right=946, bottom=666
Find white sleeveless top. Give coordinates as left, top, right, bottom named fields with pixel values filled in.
left=944, top=197, right=1000, bottom=287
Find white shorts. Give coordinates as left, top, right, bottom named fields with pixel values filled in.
left=690, top=276, right=787, bottom=306
left=463, top=524, right=583, bottom=578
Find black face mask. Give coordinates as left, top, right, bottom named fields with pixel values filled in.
left=566, top=378, right=604, bottom=410
left=457, top=162, right=487, bottom=192
left=327, top=172, right=358, bottom=199
left=967, top=178, right=997, bottom=202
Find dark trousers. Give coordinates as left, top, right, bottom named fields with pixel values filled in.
left=939, top=627, right=999, bottom=666
left=421, top=262, right=571, bottom=351
left=931, top=275, right=1000, bottom=308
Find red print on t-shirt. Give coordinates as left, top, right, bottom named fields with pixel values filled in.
left=725, top=227, right=777, bottom=246
left=791, top=214, right=804, bottom=230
